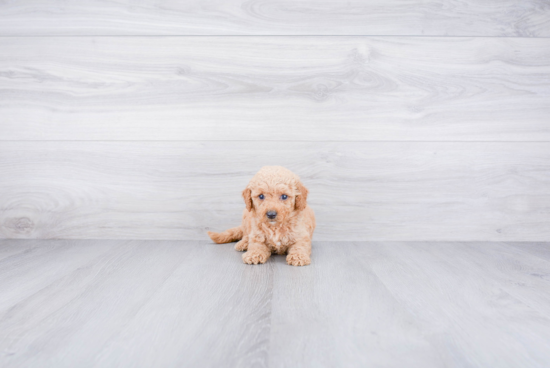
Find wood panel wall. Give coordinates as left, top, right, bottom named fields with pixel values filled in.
left=1, top=1, right=549, bottom=240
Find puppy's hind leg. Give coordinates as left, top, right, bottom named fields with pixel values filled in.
left=234, top=235, right=248, bottom=252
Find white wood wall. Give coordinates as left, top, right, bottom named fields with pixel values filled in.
left=1, top=1, right=549, bottom=241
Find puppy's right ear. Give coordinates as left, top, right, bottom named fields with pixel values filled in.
left=242, top=187, right=253, bottom=211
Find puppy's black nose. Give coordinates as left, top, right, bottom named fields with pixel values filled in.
left=267, top=211, right=277, bottom=219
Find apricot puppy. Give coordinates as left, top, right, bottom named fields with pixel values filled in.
left=208, top=166, right=315, bottom=266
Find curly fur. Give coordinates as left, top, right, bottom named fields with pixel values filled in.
left=208, top=166, right=316, bottom=266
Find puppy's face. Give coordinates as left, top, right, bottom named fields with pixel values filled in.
left=243, top=179, right=308, bottom=225
left=252, top=183, right=295, bottom=225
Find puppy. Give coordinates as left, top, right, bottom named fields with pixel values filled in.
left=208, top=166, right=315, bottom=266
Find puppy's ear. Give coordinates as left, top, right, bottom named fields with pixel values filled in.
left=242, top=187, right=253, bottom=211
left=295, top=181, right=309, bottom=211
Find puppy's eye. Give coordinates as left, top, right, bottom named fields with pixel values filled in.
left=281, top=194, right=288, bottom=200
left=259, top=194, right=264, bottom=200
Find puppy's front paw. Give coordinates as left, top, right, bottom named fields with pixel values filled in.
left=242, top=251, right=269, bottom=265
left=234, top=239, right=248, bottom=252
left=286, top=253, right=311, bottom=267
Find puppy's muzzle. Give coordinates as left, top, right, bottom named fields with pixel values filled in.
left=266, top=210, right=277, bottom=220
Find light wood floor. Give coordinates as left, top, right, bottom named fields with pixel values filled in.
left=1, top=240, right=549, bottom=367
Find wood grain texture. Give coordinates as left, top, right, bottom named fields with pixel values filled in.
left=365, top=242, right=550, bottom=367
left=269, top=242, right=550, bottom=367
left=1, top=141, right=549, bottom=241
left=0, top=0, right=549, bottom=36
left=268, top=242, right=446, bottom=367
left=0, top=240, right=272, bottom=367
left=1, top=37, right=550, bottom=141
left=0, top=240, right=119, bottom=312
left=0, top=239, right=46, bottom=262
left=508, top=242, right=550, bottom=262
left=1, top=240, right=550, bottom=367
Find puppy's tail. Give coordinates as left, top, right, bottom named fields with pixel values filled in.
left=207, top=226, right=243, bottom=244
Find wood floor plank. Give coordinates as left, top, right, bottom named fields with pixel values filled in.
left=0, top=240, right=119, bottom=313
left=1, top=240, right=550, bottom=367
left=268, top=241, right=550, bottom=368
left=456, top=242, right=550, bottom=317
left=506, top=242, right=550, bottom=262
left=0, top=240, right=46, bottom=262
left=268, top=242, right=445, bottom=367
left=371, top=242, right=550, bottom=368
left=0, top=240, right=191, bottom=367
left=0, top=240, right=273, bottom=367
left=0, top=0, right=549, bottom=36
left=93, top=242, right=272, bottom=368
left=1, top=37, right=550, bottom=141
left=1, top=141, right=549, bottom=241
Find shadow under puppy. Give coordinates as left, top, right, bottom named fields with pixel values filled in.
left=208, top=166, right=316, bottom=266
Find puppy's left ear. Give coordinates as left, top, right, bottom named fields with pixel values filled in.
left=295, top=180, right=309, bottom=211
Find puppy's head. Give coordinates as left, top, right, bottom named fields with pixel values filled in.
left=243, top=166, right=308, bottom=225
